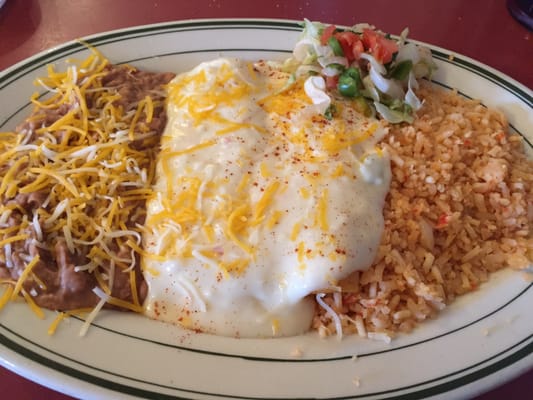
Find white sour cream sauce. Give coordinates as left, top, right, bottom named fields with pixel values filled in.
left=142, top=58, right=391, bottom=337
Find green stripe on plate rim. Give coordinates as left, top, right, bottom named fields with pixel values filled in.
left=0, top=18, right=531, bottom=106
left=1, top=324, right=531, bottom=400
left=59, top=282, right=533, bottom=363
left=1, top=283, right=532, bottom=397
left=0, top=20, right=303, bottom=89
left=431, top=50, right=532, bottom=107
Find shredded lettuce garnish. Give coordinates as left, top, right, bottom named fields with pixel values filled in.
left=290, top=19, right=437, bottom=123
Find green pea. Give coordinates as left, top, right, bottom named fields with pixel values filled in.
left=344, top=67, right=361, bottom=82
left=338, top=75, right=358, bottom=97
left=337, top=67, right=362, bottom=98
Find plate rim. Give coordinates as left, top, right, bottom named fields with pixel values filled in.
left=1, top=17, right=532, bottom=101
left=0, top=17, right=532, bottom=400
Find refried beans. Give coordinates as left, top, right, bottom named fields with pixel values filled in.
left=0, top=53, right=174, bottom=312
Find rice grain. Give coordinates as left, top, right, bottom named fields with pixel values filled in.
left=314, top=83, right=533, bottom=338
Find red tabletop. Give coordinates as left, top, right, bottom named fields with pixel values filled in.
left=0, top=1, right=532, bottom=399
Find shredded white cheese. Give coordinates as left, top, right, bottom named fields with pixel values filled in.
left=316, top=293, right=343, bottom=340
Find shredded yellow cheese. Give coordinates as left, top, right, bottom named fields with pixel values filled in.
left=161, top=139, right=217, bottom=160
left=253, top=180, right=280, bottom=224
left=11, top=255, right=41, bottom=300
left=271, top=318, right=280, bottom=335
left=126, top=239, right=166, bottom=261
left=291, top=222, right=302, bottom=241
left=48, top=312, right=68, bottom=335
left=21, top=289, right=45, bottom=319
left=266, top=210, right=283, bottom=229
left=219, top=258, right=249, bottom=277
left=227, top=204, right=254, bottom=254
left=0, top=46, right=167, bottom=327
left=0, top=285, right=14, bottom=311
left=0, top=156, right=29, bottom=197
left=260, top=162, right=272, bottom=178
left=102, top=293, right=143, bottom=313
left=316, top=188, right=329, bottom=231
left=129, top=269, right=140, bottom=307
left=297, top=241, right=306, bottom=263
left=298, top=187, right=310, bottom=199
left=0, top=234, right=30, bottom=247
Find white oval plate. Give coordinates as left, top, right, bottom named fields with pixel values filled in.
left=0, top=19, right=532, bottom=400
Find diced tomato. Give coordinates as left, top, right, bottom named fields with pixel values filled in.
left=495, top=131, right=506, bottom=143
left=334, top=31, right=364, bottom=62
left=351, top=40, right=365, bottom=62
left=320, top=25, right=337, bottom=45
left=435, top=213, right=451, bottom=229
left=362, top=29, right=399, bottom=64
left=362, top=29, right=379, bottom=50
left=325, top=75, right=339, bottom=89
left=342, top=293, right=358, bottom=306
